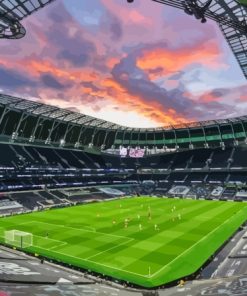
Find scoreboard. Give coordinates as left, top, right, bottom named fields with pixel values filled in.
left=120, top=147, right=145, bottom=158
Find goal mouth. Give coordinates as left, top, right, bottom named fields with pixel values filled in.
left=4, top=230, right=33, bottom=248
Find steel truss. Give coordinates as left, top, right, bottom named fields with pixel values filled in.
left=1, top=93, right=247, bottom=132
left=1, top=0, right=247, bottom=78
left=1, top=93, right=247, bottom=149
left=0, top=0, right=55, bottom=39
left=153, top=0, right=247, bottom=78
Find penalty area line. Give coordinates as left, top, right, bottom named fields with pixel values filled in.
left=22, top=221, right=128, bottom=240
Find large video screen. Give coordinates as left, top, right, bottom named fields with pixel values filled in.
left=120, top=147, right=145, bottom=158
left=120, top=147, right=128, bottom=157
left=129, top=148, right=145, bottom=158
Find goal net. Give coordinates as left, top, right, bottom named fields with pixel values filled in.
left=4, top=230, right=33, bottom=248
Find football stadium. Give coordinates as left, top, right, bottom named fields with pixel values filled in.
left=1, top=0, right=247, bottom=295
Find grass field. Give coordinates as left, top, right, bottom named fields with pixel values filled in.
left=0, top=196, right=247, bottom=288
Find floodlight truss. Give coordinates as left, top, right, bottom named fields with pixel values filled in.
left=153, top=0, right=247, bottom=79
left=0, top=0, right=55, bottom=39
left=1, top=93, right=247, bottom=149
left=1, top=0, right=247, bottom=78
left=1, top=93, right=247, bottom=132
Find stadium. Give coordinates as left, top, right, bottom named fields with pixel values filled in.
left=1, top=0, right=247, bottom=295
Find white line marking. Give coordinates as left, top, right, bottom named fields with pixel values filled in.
left=32, top=245, right=149, bottom=278
left=49, top=242, right=67, bottom=250
left=19, top=222, right=145, bottom=276
left=85, top=238, right=134, bottom=260
left=150, top=211, right=241, bottom=278
left=15, top=206, right=245, bottom=279
left=22, top=221, right=127, bottom=240
left=8, top=227, right=68, bottom=250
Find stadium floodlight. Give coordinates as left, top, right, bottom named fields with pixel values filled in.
left=74, top=142, right=80, bottom=148
left=45, top=138, right=51, bottom=145
left=0, top=0, right=55, bottom=39
left=11, top=131, right=18, bottom=140
left=152, top=1, right=247, bottom=80
left=234, top=139, right=239, bottom=146
left=29, top=135, right=35, bottom=142
left=60, top=139, right=65, bottom=147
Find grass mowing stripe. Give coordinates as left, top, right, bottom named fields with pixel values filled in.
left=29, top=220, right=128, bottom=240
left=149, top=208, right=236, bottom=278
left=0, top=197, right=246, bottom=288
left=85, top=238, right=135, bottom=260
left=29, top=244, right=149, bottom=278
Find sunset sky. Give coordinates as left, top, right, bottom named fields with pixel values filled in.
left=0, top=0, right=246, bottom=127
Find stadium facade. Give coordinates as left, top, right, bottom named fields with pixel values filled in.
left=1, top=93, right=247, bottom=151
left=1, top=1, right=247, bottom=294
left=1, top=94, right=247, bottom=292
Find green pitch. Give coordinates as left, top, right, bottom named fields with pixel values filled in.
left=238, top=0, right=247, bottom=7
left=0, top=197, right=247, bottom=288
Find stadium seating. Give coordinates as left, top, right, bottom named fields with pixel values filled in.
left=167, top=172, right=187, bottom=182
left=188, top=149, right=212, bottom=168
left=186, top=172, right=207, bottom=182
left=228, top=173, right=247, bottom=183
left=221, top=187, right=237, bottom=200
left=10, top=192, right=44, bottom=210
left=207, top=173, right=228, bottom=183
left=2, top=141, right=247, bottom=205
left=0, top=198, right=24, bottom=215
left=210, top=148, right=233, bottom=168
left=231, top=147, right=247, bottom=167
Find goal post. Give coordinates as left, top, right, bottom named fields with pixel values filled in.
left=4, top=230, right=33, bottom=248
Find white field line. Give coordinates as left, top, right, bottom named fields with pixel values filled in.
left=0, top=222, right=68, bottom=250
left=22, top=221, right=127, bottom=240
left=85, top=238, right=134, bottom=260
left=17, top=219, right=230, bottom=279
left=150, top=212, right=239, bottom=278
left=17, top=209, right=239, bottom=279
left=33, top=234, right=65, bottom=244
left=49, top=242, right=67, bottom=250
left=32, top=245, right=150, bottom=278
left=18, top=222, right=146, bottom=276
left=15, top=227, right=68, bottom=250
left=85, top=257, right=148, bottom=277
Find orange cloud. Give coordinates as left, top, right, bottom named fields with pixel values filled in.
left=136, top=41, right=227, bottom=80
left=128, top=10, right=153, bottom=26
left=106, top=57, right=120, bottom=69
left=0, top=56, right=192, bottom=126
left=99, top=77, right=190, bottom=126
left=18, top=58, right=101, bottom=83
left=200, top=93, right=220, bottom=103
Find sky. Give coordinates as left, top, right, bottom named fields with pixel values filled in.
left=0, top=0, right=247, bottom=128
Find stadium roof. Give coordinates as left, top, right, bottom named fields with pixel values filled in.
left=0, top=0, right=55, bottom=38
left=1, top=0, right=247, bottom=79
left=154, top=0, right=247, bottom=79
left=1, top=93, right=247, bottom=132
